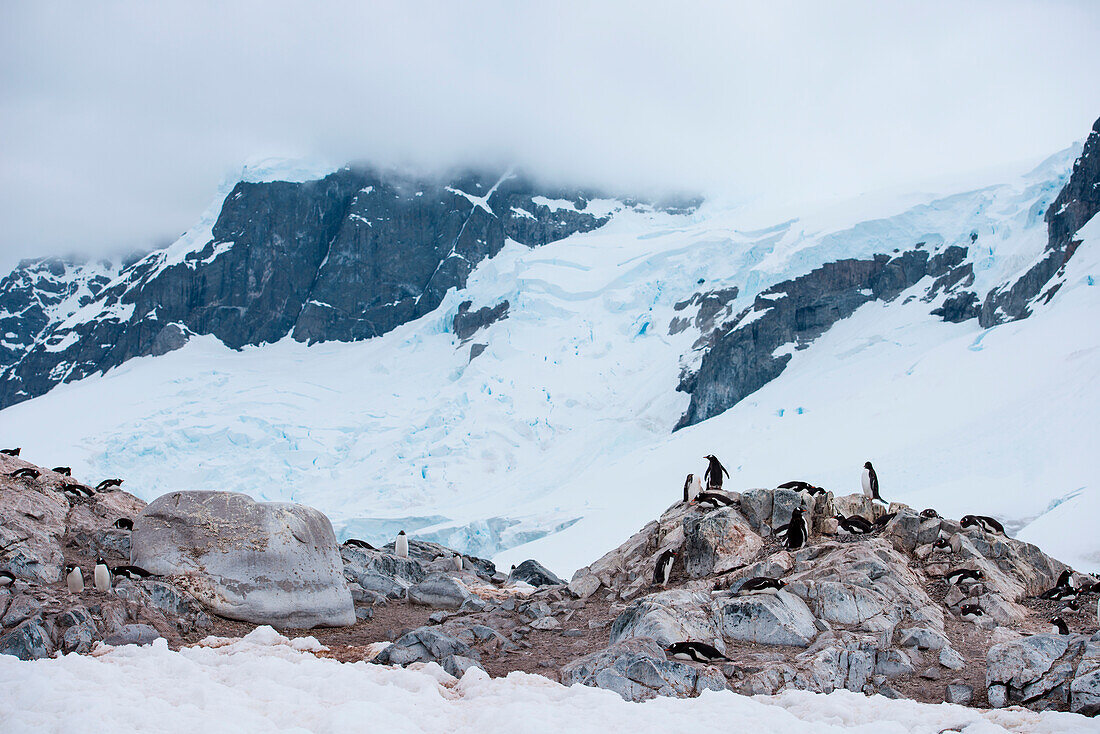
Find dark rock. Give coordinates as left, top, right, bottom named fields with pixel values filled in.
left=560, top=637, right=726, bottom=702
left=453, top=300, right=509, bottom=340
left=510, top=559, right=563, bottom=587
left=373, top=626, right=479, bottom=666
left=0, top=617, right=54, bottom=660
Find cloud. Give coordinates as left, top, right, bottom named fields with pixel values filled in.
left=2, top=0, right=1099, bottom=270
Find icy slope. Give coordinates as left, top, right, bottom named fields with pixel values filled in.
left=0, top=627, right=1092, bottom=733
left=0, top=146, right=1094, bottom=574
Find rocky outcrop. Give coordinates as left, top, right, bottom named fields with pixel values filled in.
left=986, top=633, right=1100, bottom=712
left=131, top=491, right=355, bottom=628
left=509, top=559, right=564, bottom=587
left=453, top=300, right=509, bottom=341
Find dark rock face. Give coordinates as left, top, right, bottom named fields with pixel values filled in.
left=676, top=247, right=971, bottom=428
left=510, top=559, right=564, bottom=587
left=0, top=169, right=660, bottom=410
left=453, top=300, right=509, bottom=341
left=980, top=115, right=1100, bottom=326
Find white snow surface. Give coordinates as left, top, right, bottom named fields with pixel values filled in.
left=0, top=626, right=1093, bottom=733
left=1, top=145, right=1097, bottom=576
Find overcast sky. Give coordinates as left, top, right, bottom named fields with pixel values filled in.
left=1, top=1, right=1098, bottom=272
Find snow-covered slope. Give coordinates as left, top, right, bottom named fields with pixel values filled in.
left=1, top=142, right=1095, bottom=576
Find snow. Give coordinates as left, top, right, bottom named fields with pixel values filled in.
left=0, top=626, right=1093, bottom=733
left=0, top=144, right=1096, bottom=577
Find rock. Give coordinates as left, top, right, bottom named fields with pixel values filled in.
left=898, top=627, right=949, bottom=651
left=442, top=654, right=482, bottom=678
left=103, top=623, right=162, bottom=646
left=92, top=528, right=132, bottom=559
left=529, top=617, right=561, bottom=630
left=800, top=580, right=898, bottom=632
left=945, top=682, right=973, bottom=705
left=875, top=648, right=913, bottom=677
left=560, top=637, right=726, bottom=702
left=920, top=667, right=941, bottom=680
left=610, top=590, right=719, bottom=647
left=567, top=572, right=601, bottom=600
left=408, top=574, right=471, bottom=609
left=510, top=560, right=563, bottom=587
left=1070, top=642, right=1100, bottom=715
left=882, top=510, right=921, bottom=553
left=1, top=595, right=42, bottom=627
left=0, top=479, right=68, bottom=583
left=355, top=607, right=373, bottom=622
left=0, top=617, right=54, bottom=660
left=987, top=633, right=1087, bottom=708
left=373, top=626, right=478, bottom=667
left=988, top=683, right=1008, bottom=708
left=682, top=507, right=764, bottom=577
left=738, top=489, right=773, bottom=530
left=712, top=591, right=817, bottom=647
left=62, top=619, right=98, bottom=654
left=352, top=571, right=412, bottom=600
left=131, top=490, right=354, bottom=628
left=939, top=646, right=966, bottom=671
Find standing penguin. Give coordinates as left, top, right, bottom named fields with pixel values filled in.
left=65, top=564, right=84, bottom=593
left=682, top=474, right=703, bottom=503
left=395, top=530, right=409, bottom=559
left=784, top=508, right=809, bottom=550
left=653, top=549, right=676, bottom=586
left=703, top=455, right=729, bottom=490
left=93, top=558, right=111, bottom=592
left=861, top=462, right=882, bottom=502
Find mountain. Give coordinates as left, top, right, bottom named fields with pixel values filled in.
left=1, top=117, right=1097, bottom=575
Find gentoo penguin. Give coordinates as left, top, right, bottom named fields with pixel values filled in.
left=682, top=473, right=703, bottom=503
left=653, top=549, right=676, bottom=586
left=861, top=462, right=882, bottom=502
left=737, top=577, right=785, bottom=595
left=93, top=558, right=111, bottom=592
left=452, top=554, right=464, bottom=572
left=872, top=512, right=897, bottom=529
left=344, top=538, right=375, bottom=550
left=52, top=466, right=72, bottom=476
left=1051, top=616, right=1070, bottom=635
left=777, top=481, right=821, bottom=493
left=959, top=603, right=984, bottom=622
left=784, top=508, right=809, bottom=550
left=960, top=515, right=1005, bottom=535
left=695, top=491, right=734, bottom=509
left=943, top=567, right=983, bottom=586
left=1044, top=586, right=1079, bottom=602
left=804, top=485, right=827, bottom=496
left=113, top=518, right=134, bottom=531
left=95, top=478, right=123, bottom=491
left=0, top=447, right=20, bottom=456
left=65, top=564, right=84, bottom=593
left=111, top=565, right=153, bottom=581
left=703, top=455, right=729, bottom=490
left=834, top=513, right=873, bottom=535
left=665, top=641, right=729, bottom=663
left=0, top=570, right=15, bottom=586
left=933, top=536, right=953, bottom=551
left=62, top=483, right=92, bottom=499
left=919, top=509, right=940, bottom=520
left=395, top=530, right=409, bottom=559
left=1056, top=570, right=1075, bottom=589
left=7, top=467, right=40, bottom=479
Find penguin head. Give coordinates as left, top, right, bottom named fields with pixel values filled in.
left=775, top=579, right=787, bottom=588
left=833, top=513, right=844, bottom=521
left=65, top=564, right=77, bottom=574
left=920, top=509, right=938, bottom=519
left=704, top=454, right=715, bottom=461
left=398, top=530, right=406, bottom=536
left=96, top=557, right=106, bottom=566
left=974, top=570, right=984, bottom=579
left=864, top=461, right=873, bottom=469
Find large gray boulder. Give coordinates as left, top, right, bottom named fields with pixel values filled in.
left=610, top=590, right=719, bottom=647
left=711, top=590, right=817, bottom=647
left=682, top=507, right=763, bottom=577
left=131, top=491, right=354, bottom=628
left=510, top=559, right=563, bottom=587
left=373, top=626, right=479, bottom=666
left=1071, top=642, right=1100, bottom=715
left=560, top=637, right=726, bottom=702
left=986, top=633, right=1086, bottom=708
left=408, top=574, right=471, bottom=609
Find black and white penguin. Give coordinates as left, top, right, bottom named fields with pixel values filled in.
left=943, top=567, right=984, bottom=586
left=703, top=455, right=729, bottom=490
left=784, top=508, right=809, bottom=550
left=65, top=564, right=84, bottom=593
left=777, top=481, right=823, bottom=494
left=959, top=603, right=984, bottom=622
left=960, top=515, right=1005, bottom=535
left=7, top=467, right=40, bottom=479
left=62, top=483, right=92, bottom=499
left=653, top=549, right=677, bottom=586
left=95, top=478, right=123, bottom=491
left=52, top=466, right=72, bottom=476
left=665, top=641, right=729, bottom=663
left=737, top=577, right=786, bottom=595
left=872, top=512, right=897, bottom=529
left=343, top=538, right=375, bottom=550
left=919, top=509, right=940, bottom=520
left=933, top=535, right=953, bottom=551
left=861, top=462, right=882, bottom=502
left=452, top=554, right=464, bottom=572
left=1056, top=570, right=1075, bottom=589
left=0, top=448, right=20, bottom=456
left=682, top=473, right=703, bottom=503
left=113, top=518, right=134, bottom=531
left=93, top=558, right=111, bottom=592
left=395, top=530, right=409, bottom=559
left=111, top=565, right=153, bottom=581
left=0, top=570, right=14, bottom=587
left=695, top=491, right=734, bottom=509
left=835, top=513, right=873, bottom=535
left=1051, top=616, right=1070, bottom=635
left=1046, top=586, right=1080, bottom=602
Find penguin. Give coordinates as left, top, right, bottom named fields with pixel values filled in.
left=62, top=483, right=92, bottom=499
left=343, top=538, right=375, bottom=550
left=861, top=462, right=882, bottom=502
left=804, top=485, right=827, bottom=496
left=943, top=567, right=983, bottom=585
left=1047, top=586, right=1080, bottom=603
left=394, top=530, right=409, bottom=559
left=111, top=565, right=153, bottom=581
left=1050, top=616, right=1069, bottom=635
left=0, top=570, right=15, bottom=586
left=872, top=512, right=897, bottom=529
left=784, top=508, right=809, bottom=550
left=7, top=467, right=40, bottom=479
left=65, top=564, right=84, bottom=593
left=113, top=518, right=134, bottom=531
left=960, top=515, right=1005, bottom=535
left=653, top=549, right=676, bottom=586
left=1056, top=570, right=1075, bottom=589
left=703, top=455, right=729, bottom=490
left=452, top=554, right=464, bottom=572
left=695, top=491, right=734, bottom=509
left=933, top=535, right=953, bottom=551
left=682, top=473, right=703, bottom=503
left=959, top=603, right=984, bottom=622
left=665, top=641, right=729, bottom=663
left=93, top=558, right=111, bottom=592
left=96, top=478, right=123, bottom=491
left=834, top=513, right=874, bottom=535
left=777, top=481, right=823, bottom=494
left=919, top=509, right=940, bottom=520
left=52, top=467, right=72, bottom=476
left=0, top=448, right=20, bottom=456
left=737, top=577, right=785, bottom=595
